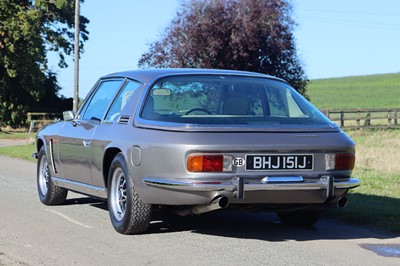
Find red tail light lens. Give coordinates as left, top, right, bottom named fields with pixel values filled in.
left=187, top=155, right=224, bottom=172
left=335, top=153, right=355, bottom=170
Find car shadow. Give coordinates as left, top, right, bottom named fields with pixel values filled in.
left=67, top=195, right=399, bottom=242
left=147, top=209, right=399, bottom=242
left=64, top=196, right=109, bottom=212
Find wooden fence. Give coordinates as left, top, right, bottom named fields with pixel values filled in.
left=322, top=108, right=399, bottom=130
left=26, top=109, right=400, bottom=131
left=27, top=112, right=62, bottom=133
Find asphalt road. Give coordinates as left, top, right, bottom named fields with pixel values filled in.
left=0, top=154, right=399, bottom=266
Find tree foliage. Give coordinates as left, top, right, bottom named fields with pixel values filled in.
left=0, top=0, right=89, bottom=127
left=138, top=0, right=308, bottom=96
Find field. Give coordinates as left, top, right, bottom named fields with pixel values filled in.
left=307, top=73, right=400, bottom=109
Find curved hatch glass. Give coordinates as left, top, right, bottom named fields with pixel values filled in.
left=140, top=75, right=333, bottom=128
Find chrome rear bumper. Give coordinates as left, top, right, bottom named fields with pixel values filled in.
left=143, top=176, right=360, bottom=199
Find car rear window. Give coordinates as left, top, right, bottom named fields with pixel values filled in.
left=140, top=75, right=332, bottom=127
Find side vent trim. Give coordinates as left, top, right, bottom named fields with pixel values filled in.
left=118, top=115, right=130, bottom=125
left=49, top=139, right=58, bottom=174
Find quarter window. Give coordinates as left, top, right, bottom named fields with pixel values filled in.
left=81, top=80, right=123, bottom=121
left=105, top=80, right=141, bottom=121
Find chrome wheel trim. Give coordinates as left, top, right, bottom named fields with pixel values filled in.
left=38, top=156, right=49, bottom=196
left=110, top=168, right=127, bottom=222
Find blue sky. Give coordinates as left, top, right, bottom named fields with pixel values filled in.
left=49, top=0, right=400, bottom=98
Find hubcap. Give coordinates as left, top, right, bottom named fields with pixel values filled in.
left=38, top=156, right=50, bottom=196
left=110, top=168, right=127, bottom=222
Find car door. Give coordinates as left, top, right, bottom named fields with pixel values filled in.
left=58, top=79, right=124, bottom=184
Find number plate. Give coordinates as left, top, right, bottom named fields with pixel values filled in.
left=246, top=154, right=313, bottom=171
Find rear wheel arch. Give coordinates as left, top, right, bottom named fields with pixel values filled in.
left=103, top=148, right=122, bottom=188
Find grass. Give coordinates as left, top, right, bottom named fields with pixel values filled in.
left=325, top=130, right=400, bottom=233
left=307, top=73, right=400, bottom=109
left=0, top=142, right=36, bottom=161
left=327, top=170, right=400, bottom=233
left=348, top=130, right=400, bottom=174
left=0, top=132, right=32, bottom=139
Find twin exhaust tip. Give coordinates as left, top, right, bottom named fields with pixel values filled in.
left=337, top=196, right=348, bottom=208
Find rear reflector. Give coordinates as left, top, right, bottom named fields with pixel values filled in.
left=187, top=155, right=233, bottom=172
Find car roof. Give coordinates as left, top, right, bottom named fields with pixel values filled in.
left=101, top=68, right=282, bottom=84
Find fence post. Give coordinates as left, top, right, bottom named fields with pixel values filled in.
left=395, top=110, right=398, bottom=126
left=28, top=121, right=36, bottom=134
left=27, top=112, right=32, bottom=123
left=356, top=111, right=360, bottom=130
left=365, top=111, right=371, bottom=127
left=388, top=110, right=392, bottom=128
left=340, top=111, right=344, bottom=127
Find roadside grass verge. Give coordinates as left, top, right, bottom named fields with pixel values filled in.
left=0, top=132, right=32, bottom=139
left=0, top=142, right=36, bottom=161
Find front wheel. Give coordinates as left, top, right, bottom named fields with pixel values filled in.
left=107, top=153, right=151, bottom=234
left=277, top=209, right=321, bottom=227
left=37, top=146, right=68, bottom=205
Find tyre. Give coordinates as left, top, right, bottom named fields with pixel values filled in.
left=277, top=209, right=321, bottom=227
left=107, top=153, right=151, bottom=234
left=37, top=146, right=68, bottom=205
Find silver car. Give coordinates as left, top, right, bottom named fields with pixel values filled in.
left=35, top=68, right=360, bottom=234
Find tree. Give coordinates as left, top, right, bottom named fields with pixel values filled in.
left=138, top=0, right=308, bottom=96
left=0, top=0, right=89, bottom=127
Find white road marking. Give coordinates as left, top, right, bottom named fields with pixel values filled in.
left=47, top=209, right=92, bottom=229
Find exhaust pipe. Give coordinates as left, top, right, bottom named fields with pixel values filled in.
left=337, top=196, right=348, bottom=208
left=192, top=196, right=229, bottom=215
left=176, top=196, right=229, bottom=216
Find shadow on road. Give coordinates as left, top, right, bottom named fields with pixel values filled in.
left=66, top=196, right=398, bottom=242
left=148, top=210, right=398, bottom=242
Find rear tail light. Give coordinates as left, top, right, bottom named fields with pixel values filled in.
left=187, top=154, right=232, bottom=172
left=325, top=153, right=355, bottom=170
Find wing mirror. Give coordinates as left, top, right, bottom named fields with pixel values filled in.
left=63, top=111, right=75, bottom=121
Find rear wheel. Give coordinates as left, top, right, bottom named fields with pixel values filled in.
left=277, top=209, right=321, bottom=227
left=37, top=146, right=68, bottom=205
left=107, top=153, right=151, bottom=234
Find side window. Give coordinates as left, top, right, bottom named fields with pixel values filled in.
left=286, top=90, right=307, bottom=117
left=267, top=87, right=287, bottom=116
left=105, top=80, right=141, bottom=121
left=81, top=80, right=123, bottom=121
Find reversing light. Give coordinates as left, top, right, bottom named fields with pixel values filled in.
left=325, top=153, right=355, bottom=170
left=187, top=154, right=232, bottom=172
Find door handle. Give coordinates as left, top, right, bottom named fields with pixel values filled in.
left=83, top=140, right=91, bottom=147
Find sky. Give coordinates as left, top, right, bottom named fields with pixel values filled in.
left=48, top=0, right=400, bottom=98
